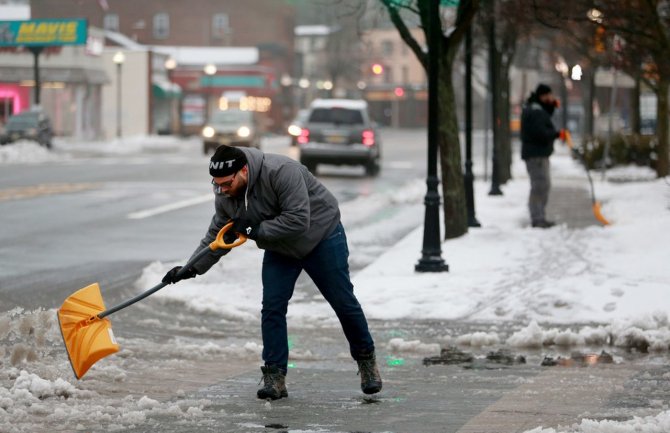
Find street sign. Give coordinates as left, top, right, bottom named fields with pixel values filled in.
left=0, top=19, right=88, bottom=46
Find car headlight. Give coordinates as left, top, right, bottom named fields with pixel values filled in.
left=202, top=126, right=215, bottom=138
left=288, top=124, right=302, bottom=136
left=237, top=126, right=251, bottom=138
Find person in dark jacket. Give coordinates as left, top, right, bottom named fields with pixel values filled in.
left=162, top=145, right=382, bottom=400
left=520, top=83, right=563, bottom=228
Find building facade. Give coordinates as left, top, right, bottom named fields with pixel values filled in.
left=361, top=27, right=428, bottom=127
left=31, top=0, right=297, bottom=133
left=0, top=24, right=109, bottom=139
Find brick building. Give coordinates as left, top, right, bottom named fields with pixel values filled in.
left=31, top=0, right=297, bottom=133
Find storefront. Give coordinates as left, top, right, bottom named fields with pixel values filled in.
left=0, top=25, right=109, bottom=140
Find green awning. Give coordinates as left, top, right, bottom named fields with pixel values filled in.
left=152, top=78, right=181, bottom=99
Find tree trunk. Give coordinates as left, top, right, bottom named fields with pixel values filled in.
left=582, top=69, right=595, bottom=144
left=439, top=51, right=468, bottom=239
left=631, top=73, right=641, bottom=135
left=656, top=78, right=669, bottom=177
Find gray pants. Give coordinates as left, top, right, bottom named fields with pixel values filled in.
left=525, top=157, right=551, bottom=223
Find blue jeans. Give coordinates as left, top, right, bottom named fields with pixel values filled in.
left=260, top=222, right=375, bottom=373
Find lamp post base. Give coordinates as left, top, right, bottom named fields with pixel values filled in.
left=415, top=256, right=449, bottom=273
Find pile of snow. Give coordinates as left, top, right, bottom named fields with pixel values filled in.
left=55, top=134, right=200, bottom=155
left=0, top=135, right=201, bottom=166
left=0, top=307, right=252, bottom=432
left=387, top=338, right=441, bottom=354
left=456, top=332, right=501, bottom=347
left=524, top=409, right=670, bottom=433
left=0, top=141, right=64, bottom=164
left=604, top=164, right=658, bottom=183
left=353, top=147, right=670, bottom=327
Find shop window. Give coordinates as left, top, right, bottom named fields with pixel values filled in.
left=384, top=66, right=393, bottom=84
left=381, top=40, right=393, bottom=57
left=104, top=14, right=119, bottom=32
left=153, top=13, right=170, bottom=39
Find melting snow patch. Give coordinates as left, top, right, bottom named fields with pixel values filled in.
left=387, top=338, right=440, bottom=354
left=523, top=409, right=670, bottom=433
left=11, top=371, right=76, bottom=400
left=456, top=332, right=501, bottom=347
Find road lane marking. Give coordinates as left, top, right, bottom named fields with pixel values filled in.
left=0, top=183, right=100, bottom=202
left=127, top=193, right=212, bottom=219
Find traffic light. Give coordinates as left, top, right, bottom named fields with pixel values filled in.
left=594, top=25, right=606, bottom=53
left=371, top=63, right=384, bottom=75
left=394, top=87, right=405, bottom=97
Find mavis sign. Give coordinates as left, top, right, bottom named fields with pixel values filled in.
left=0, top=19, right=88, bottom=46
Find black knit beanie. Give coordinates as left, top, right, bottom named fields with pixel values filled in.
left=535, top=83, right=552, bottom=97
left=209, top=145, right=247, bottom=177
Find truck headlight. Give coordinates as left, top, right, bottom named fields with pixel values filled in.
left=288, top=124, right=302, bottom=136
left=237, top=126, right=251, bottom=138
left=202, top=126, right=215, bottom=138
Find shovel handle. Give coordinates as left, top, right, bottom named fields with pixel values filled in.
left=210, top=221, right=247, bottom=251
left=97, top=223, right=246, bottom=320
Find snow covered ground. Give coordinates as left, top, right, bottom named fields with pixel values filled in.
left=1, top=136, right=669, bottom=432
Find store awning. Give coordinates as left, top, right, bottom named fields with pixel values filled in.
left=152, top=75, right=181, bottom=99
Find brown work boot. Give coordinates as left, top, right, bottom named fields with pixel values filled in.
left=257, top=365, right=288, bottom=400
left=357, top=352, right=383, bottom=394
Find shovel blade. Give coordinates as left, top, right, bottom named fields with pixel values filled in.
left=592, top=202, right=611, bottom=226
left=57, top=283, right=120, bottom=379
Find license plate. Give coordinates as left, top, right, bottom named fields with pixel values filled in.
left=326, top=135, right=347, bottom=144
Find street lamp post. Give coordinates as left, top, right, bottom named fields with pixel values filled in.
left=415, top=0, right=448, bottom=273
left=488, top=14, right=502, bottom=196
left=204, top=63, right=217, bottom=123
left=113, top=51, right=125, bottom=139
left=165, top=57, right=179, bottom=134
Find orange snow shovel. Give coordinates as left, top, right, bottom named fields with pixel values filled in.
left=563, top=131, right=611, bottom=226
left=57, top=222, right=246, bottom=379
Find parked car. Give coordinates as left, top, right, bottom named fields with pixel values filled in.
left=298, top=99, right=381, bottom=176
left=202, top=109, right=261, bottom=154
left=0, top=109, right=53, bottom=148
left=287, top=108, right=309, bottom=146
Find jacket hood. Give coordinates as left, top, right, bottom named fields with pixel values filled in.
left=239, top=147, right=264, bottom=193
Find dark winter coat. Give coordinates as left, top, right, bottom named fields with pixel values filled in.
left=520, top=100, right=559, bottom=160
left=190, top=147, right=341, bottom=273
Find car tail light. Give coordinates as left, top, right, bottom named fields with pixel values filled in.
left=298, top=128, right=310, bottom=144
left=362, top=129, right=375, bottom=146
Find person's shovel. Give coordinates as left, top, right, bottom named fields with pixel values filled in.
left=564, top=131, right=611, bottom=226
left=57, top=222, right=246, bottom=380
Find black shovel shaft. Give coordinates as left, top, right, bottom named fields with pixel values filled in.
left=97, top=247, right=212, bottom=319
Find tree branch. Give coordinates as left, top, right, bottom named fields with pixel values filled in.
left=383, top=2, right=428, bottom=69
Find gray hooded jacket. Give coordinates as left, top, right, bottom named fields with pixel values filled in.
left=190, top=147, right=341, bottom=274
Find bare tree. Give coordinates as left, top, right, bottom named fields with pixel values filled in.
left=478, top=0, right=535, bottom=184
left=378, top=0, right=479, bottom=239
